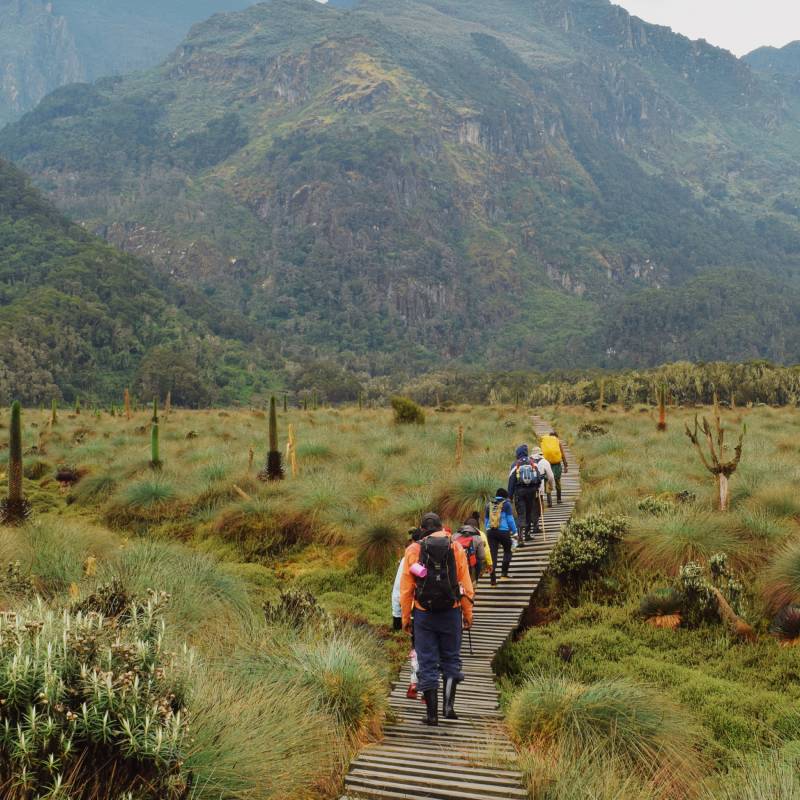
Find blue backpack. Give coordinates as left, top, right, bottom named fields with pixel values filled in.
left=516, top=458, right=542, bottom=488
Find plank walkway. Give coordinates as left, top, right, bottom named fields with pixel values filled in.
left=341, top=417, right=580, bottom=800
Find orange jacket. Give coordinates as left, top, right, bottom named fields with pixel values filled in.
left=400, top=532, right=474, bottom=630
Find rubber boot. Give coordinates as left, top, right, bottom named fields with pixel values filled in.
left=557, top=488, right=563, bottom=505
left=525, top=524, right=533, bottom=542
left=517, top=528, right=525, bottom=548
left=547, top=493, right=553, bottom=509
left=443, top=678, right=459, bottom=720
left=422, top=689, right=439, bottom=726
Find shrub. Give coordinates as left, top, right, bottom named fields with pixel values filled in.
left=391, top=396, right=425, bottom=425
left=263, top=589, right=329, bottom=629
left=706, top=751, right=800, bottom=799
left=507, top=675, right=701, bottom=789
left=0, top=597, right=189, bottom=799
left=639, top=587, right=683, bottom=629
left=637, top=495, right=675, bottom=516
left=770, top=606, right=800, bottom=647
left=69, top=472, right=118, bottom=505
left=549, top=515, right=627, bottom=582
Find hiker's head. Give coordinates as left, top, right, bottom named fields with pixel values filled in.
left=531, top=446, right=543, bottom=458
left=495, top=488, right=509, bottom=499
left=515, top=444, right=529, bottom=459
left=459, top=525, right=478, bottom=537
left=420, top=512, right=443, bottom=533
left=464, top=514, right=479, bottom=528
left=550, top=430, right=558, bottom=438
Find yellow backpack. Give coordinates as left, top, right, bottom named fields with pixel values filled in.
left=540, top=435, right=562, bottom=464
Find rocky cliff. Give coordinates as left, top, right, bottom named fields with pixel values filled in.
left=3, top=0, right=800, bottom=370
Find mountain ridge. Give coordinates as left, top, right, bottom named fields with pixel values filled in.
left=3, top=0, right=800, bottom=373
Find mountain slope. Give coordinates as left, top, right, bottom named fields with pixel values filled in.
left=746, top=42, right=800, bottom=79
left=3, top=0, right=800, bottom=370
left=0, top=0, right=252, bottom=125
left=0, top=158, right=272, bottom=404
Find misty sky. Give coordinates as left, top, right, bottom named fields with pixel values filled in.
left=614, top=1, right=800, bottom=56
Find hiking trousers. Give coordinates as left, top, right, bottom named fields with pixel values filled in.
left=551, top=462, right=563, bottom=502
left=487, top=528, right=513, bottom=580
left=413, top=607, right=464, bottom=692
left=514, top=487, right=541, bottom=533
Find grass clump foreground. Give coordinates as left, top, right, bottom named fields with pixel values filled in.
left=497, top=403, right=800, bottom=799
left=0, top=403, right=534, bottom=798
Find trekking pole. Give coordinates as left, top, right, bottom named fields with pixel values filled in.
left=467, top=626, right=474, bottom=656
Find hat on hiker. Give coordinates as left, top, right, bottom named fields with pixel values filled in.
left=458, top=525, right=479, bottom=537
left=495, top=488, right=509, bottom=499
left=420, top=512, right=443, bottom=532
left=531, top=446, right=543, bottom=457
left=515, top=444, right=529, bottom=459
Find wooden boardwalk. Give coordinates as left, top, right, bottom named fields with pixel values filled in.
left=341, top=417, right=580, bottom=800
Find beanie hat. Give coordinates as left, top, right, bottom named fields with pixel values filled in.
left=420, top=512, right=443, bottom=532
left=495, top=488, right=509, bottom=499
left=515, top=444, right=529, bottom=459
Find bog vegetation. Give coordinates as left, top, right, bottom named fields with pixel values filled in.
left=2, top=394, right=800, bottom=797
left=499, top=401, right=800, bottom=798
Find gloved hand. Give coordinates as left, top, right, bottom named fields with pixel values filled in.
left=392, top=616, right=402, bottom=631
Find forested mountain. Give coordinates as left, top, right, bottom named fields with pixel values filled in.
left=0, top=0, right=252, bottom=125
left=0, top=158, right=273, bottom=404
left=3, top=0, right=800, bottom=374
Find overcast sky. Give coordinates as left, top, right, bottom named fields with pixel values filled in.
left=614, top=1, right=800, bottom=56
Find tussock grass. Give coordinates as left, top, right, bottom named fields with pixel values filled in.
left=763, top=538, right=800, bottom=611
left=355, top=522, right=407, bottom=573
left=508, top=674, right=703, bottom=793
left=628, top=510, right=746, bottom=573
left=434, top=470, right=497, bottom=521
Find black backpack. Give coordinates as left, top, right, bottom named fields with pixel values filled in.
left=415, top=535, right=459, bottom=613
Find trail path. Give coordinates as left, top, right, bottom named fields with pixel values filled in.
left=341, top=417, right=580, bottom=800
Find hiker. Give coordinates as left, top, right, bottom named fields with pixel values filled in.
left=464, top=513, right=492, bottom=579
left=508, top=444, right=546, bottom=544
left=484, top=489, right=518, bottom=584
left=453, top=523, right=486, bottom=583
left=393, top=527, right=425, bottom=699
left=540, top=430, right=569, bottom=505
left=400, top=512, right=474, bottom=726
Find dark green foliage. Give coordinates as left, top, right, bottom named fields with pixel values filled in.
left=4, top=0, right=800, bottom=378
left=263, top=589, right=328, bottom=629
left=1, top=401, right=30, bottom=525
left=175, top=113, right=249, bottom=169
left=391, top=397, right=425, bottom=426
left=0, top=598, right=189, bottom=799
left=550, top=515, right=627, bottom=583
left=639, top=587, right=683, bottom=620
left=770, top=606, right=800, bottom=646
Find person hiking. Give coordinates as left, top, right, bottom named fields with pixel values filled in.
left=484, top=489, right=517, bottom=585
left=508, top=444, right=544, bottom=544
left=400, top=512, right=474, bottom=726
left=453, top=523, right=486, bottom=583
left=529, top=445, right=556, bottom=528
left=464, top=513, right=492, bottom=579
left=540, top=430, right=569, bottom=505
left=392, top=527, right=425, bottom=699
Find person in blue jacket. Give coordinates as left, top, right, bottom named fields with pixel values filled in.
left=484, top=488, right=518, bottom=585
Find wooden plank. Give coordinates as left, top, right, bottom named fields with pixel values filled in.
left=339, top=416, right=579, bottom=799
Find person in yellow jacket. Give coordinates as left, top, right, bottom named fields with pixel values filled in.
left=540, top=430, right=569, bottom=505
left=400, top=512, right=474, bottom=726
